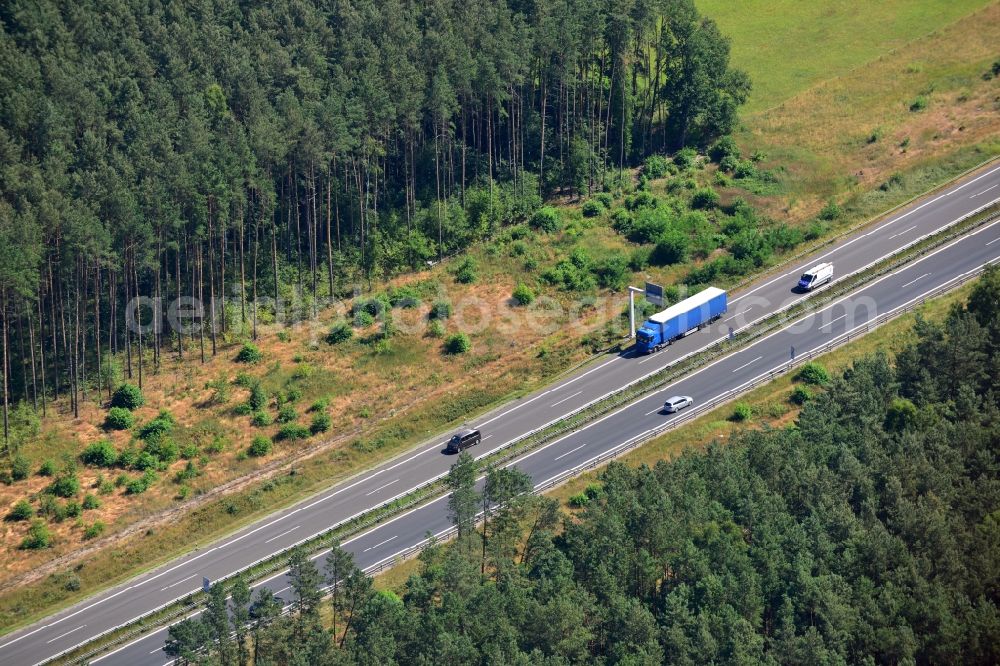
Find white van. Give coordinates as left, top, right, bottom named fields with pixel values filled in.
left=798, top=262, right=833, bottom=291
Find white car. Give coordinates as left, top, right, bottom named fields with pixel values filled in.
left=664, top=396, right=693, bottom=413
left=798, top=262, right=833, bottom=291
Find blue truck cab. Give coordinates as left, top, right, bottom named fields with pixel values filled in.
left=636, top=287, right=727, bottom=354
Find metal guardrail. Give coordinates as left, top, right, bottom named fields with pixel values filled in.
left=60, top=199, right=1000, bottom=664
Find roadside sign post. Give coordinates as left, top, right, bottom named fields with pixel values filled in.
left=626, top=286, right=645, bottom=339
left=645, top=282, right=664, bottom=306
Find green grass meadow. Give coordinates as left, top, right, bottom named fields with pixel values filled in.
left=697, top=0, right=995, bottom=113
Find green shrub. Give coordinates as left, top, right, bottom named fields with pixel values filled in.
left=133, top=451, right=159, bottom=471
left=326, top=322, right=353, bottom=345
left=81, top=440, right=118, bottom=468
left=426, top=319, right=446, bottom=338
left=236, top=343, right=263, bottom=364
left=673, top=147, right=697, bottom=169
left=709, top=136, right=740, bottom=163
left=138, top=414, right=174, bottom=442
left=354, top=310, right=375, bottom=327
left=733, top=160, right=758, bottom=179
left=232, top=402, right=253, bottom=416
left=50, top=473, right=80, bottom=498
left=530, top=206, right=561, bottom=233
left=387, top=285, right=421, bottom=308
left=584, top=484, right=605, bottom=501
left=796, top=362, right=830, bottom=385
left=651, top=230, right=690, bottom=266
left=512, top=283, right=535, bottom=306
left=275, top=424, right=311, bottom=441
left=594, top=192, right=614, bottom=208
left=581, top=200, right=603, bottom=218
left=286, top=388, right=302, bottom=402
left=180, top=444, right=199, bottom=459
left=205, top=436, right=227, bottom=454
left=248, top=435, right=272, bottom=457
left=429, top=300, right=452, bottom=320
left=790, top=386, right=812, bottom=406
left=104, top=407, right=135, bottom=431
left=251, top=411, right=273, bottom=427
left=65, top=500, right=82, bottom=518
left=909, top=95, right=928, bottom=112
left=444, top=332, right=471, bottom=355
left=233, top=372, right=256, bottom=388
left=885, top=398, right=919, bottom=432
left=110, top=383, right=144, bottom=410
left=353, top=294, right=391, bottom=318
left=880, top=172, right=905, bottom=191
left=507, top=224, right=531, bottom=240
left=148, top=439, right=181, bottom=466
left=276, top=405, right=298, bottom=424
left=691, top=187, right=720, bottom=209
left=204, top=377, right=231, bottom=405
left=310, top=413, right=332, bottom=435
left=730, top=402, right=752, bottom=422
left=125, top=470, right=157, bottom=495
left=174, top=460, right=199, bottom=484
left=568, top=493, right=590, bottom=509
left=83, top=521, right=106, bottom=540
left=38, top=494, right=63, bottom=521
left=628, top=247, right=652, bottom=272
left=719, top=154, right=740, bottom=173
left=804, top=220, right=828, bottom=241
left=11, top=454, right=30, bottom=481
left=116, top=447, right=138, bottom=469
left=20, top=519, right=51, bottom=549
left=82, top=494, right=101, bottom=510
left=453, top=257, right=478, bottom=284
left=308, top=398, right=330, bottom=413
left=247, top=382, right=268, bottom=412
left=643, top=154, right=670, bottom=179
left=7, top=499, right=34, bottom=521
left=624, top=191, right=658, bottom=212
left=98, top=477, right=114, bottom=495
left=765, top=224, right=804, bottom=252
left=819, top=200, right=842, bottom=221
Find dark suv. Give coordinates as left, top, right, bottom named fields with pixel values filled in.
left=446, top=428, right=481, bottom=454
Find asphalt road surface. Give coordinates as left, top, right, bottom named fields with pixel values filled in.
left=3, top=162, right=999, bottom=666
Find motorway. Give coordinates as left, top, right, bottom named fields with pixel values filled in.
left=2, top=162, right=999, bottom=665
